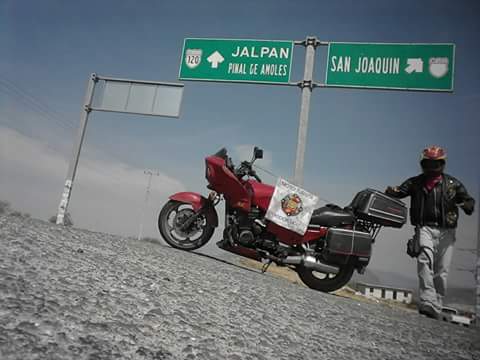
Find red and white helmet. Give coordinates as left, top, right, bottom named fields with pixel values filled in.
left=420, top=145, right=447, bottom=162
left=420, top=145, right=446, bottom=175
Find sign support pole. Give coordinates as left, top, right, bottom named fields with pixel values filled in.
left=476, top=183, right=480, bottom=327
left=56, top=73, right=97, bottom=225
left=293, top=37, right=318, bottom=186
left=138, top=170, right=160, bottom=241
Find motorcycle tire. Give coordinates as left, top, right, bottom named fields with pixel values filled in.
left=296, top=263, right=355, bottom=293
left=158, top=200, right=215, bottom=251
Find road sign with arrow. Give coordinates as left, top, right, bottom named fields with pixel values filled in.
left=325, top=42, right=455, bottom=91
left=179, top=38, right=294, bottom=84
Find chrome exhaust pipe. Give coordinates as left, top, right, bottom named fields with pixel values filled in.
left=281, top=255, right=340, bottom=274
left=302, top=255, right=340, bottom=274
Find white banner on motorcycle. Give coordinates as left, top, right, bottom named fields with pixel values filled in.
left=265, top=178, right=318, bottom=235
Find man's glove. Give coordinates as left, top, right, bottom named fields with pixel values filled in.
left=461, top=199, right=474, bottom=215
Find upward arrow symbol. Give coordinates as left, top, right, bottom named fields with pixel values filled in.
left=207, top=51, right=224, bottom=69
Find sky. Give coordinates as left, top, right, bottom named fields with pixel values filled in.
left=1, top=0, right=479, bottom=289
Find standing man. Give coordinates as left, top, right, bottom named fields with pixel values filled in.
left=386, top=146, right=475, bottom=319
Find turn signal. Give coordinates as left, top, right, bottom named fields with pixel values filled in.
left=208, top=191, right=218, bottom=201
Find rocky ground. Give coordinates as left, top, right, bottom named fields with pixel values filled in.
left=1, top=214, right=479, bottom=360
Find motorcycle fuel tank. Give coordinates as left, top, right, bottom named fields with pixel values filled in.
left=247, top=180, right=274, bottom=211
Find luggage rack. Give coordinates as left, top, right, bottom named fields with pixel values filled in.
left=349, top=188, right=407, bottom=229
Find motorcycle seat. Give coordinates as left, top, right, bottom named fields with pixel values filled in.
left=310, top=205, right=354, bottom=227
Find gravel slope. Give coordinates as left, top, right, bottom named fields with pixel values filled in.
left=1, top=215, right=479, bottom=360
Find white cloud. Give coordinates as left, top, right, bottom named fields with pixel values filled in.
left=0, top=126, right=185, bottom=237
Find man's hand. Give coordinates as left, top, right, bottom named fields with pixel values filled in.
left=460, top=199, right=474, bottom=215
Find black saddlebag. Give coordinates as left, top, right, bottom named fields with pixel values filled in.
left=326, top=228, right=372, bottom=257
left=349, top=189, right=407, bottom=228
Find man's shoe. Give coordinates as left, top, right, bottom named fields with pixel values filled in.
left=418, top=303, right=441, bottom=320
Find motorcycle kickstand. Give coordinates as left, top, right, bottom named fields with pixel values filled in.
left=261, top=259, right=272, bottom=273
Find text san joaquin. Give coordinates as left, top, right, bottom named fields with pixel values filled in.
left=330, top=56, right=400, bottom=74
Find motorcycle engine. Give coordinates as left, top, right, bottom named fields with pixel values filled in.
left=230, top=207, right=277, bottom=251
left=238, top=230, right=255, bottom=247
left=235, top=207, right=261, bottom=233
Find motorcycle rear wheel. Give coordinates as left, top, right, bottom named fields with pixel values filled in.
left=296, top=263, right=355, bottom=293
left=158, top=200, right=215, bottom=251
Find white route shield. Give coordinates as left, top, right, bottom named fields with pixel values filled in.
left=265, top=178, right=319, bottom=235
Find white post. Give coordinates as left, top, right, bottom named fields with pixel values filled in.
left=476, top=185, right=480, bottom=327
left=138, top=169, right=160, bottom=241
left=293, top=37, right=318, bottom=186
left=56, top=73, right=97, bottom=225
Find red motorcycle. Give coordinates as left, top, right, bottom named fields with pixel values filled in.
left=158, top=147, right=407, bottom=292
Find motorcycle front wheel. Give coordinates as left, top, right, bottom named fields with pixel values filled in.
left=158, top=200, right=215, bottom=251
left=296, top=263, right=355, bottom=293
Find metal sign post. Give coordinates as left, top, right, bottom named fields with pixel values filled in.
left=178, top=36, right=319, bottom=186
left=56, top=74, right=184, bottom=225
left=477, top=184, right=480, bottom=327
left=293, top=37, right=318, bottom=186
left=138, top=169, right=160, bottom=241
left=56, top=73, right=97, bottom=225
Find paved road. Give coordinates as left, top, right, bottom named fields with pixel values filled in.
left=1, top=215, right=479, bottom=360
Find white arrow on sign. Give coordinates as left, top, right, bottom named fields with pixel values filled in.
left=207, top=51, right=224, bottom=69
left=405, top=58, right=423, bottom=74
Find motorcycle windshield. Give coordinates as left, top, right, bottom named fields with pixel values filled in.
left=212, top=148, right=228, bottom=159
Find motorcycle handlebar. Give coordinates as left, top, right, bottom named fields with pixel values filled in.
left=252, top=172, right=262, bottom=183
left=247, top=165, right=262, bottom=182
left=234, top=161, right=262, bottom=182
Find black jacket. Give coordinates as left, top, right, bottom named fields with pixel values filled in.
left=386, top=173, right=475, bottom=228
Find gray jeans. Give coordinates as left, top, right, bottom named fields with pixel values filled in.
left=415, top=226, right=455, bottom=312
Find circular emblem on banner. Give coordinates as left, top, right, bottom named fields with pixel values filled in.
left=281, top=194, right=303, bottom=217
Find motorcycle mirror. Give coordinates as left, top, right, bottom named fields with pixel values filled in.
left=254, top=147, right=263, bottom=160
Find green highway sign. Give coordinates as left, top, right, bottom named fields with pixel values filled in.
left=325, top=42, right=455, bottom=91
left=179, top=38, right=294, bottom=84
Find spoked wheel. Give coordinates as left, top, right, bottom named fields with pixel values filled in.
left=158, top=200, right=214, bottom=251
left=296, top=263, right=355, bottom=293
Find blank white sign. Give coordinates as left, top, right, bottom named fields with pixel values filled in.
left=95, top=79, right=183, bottom=118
